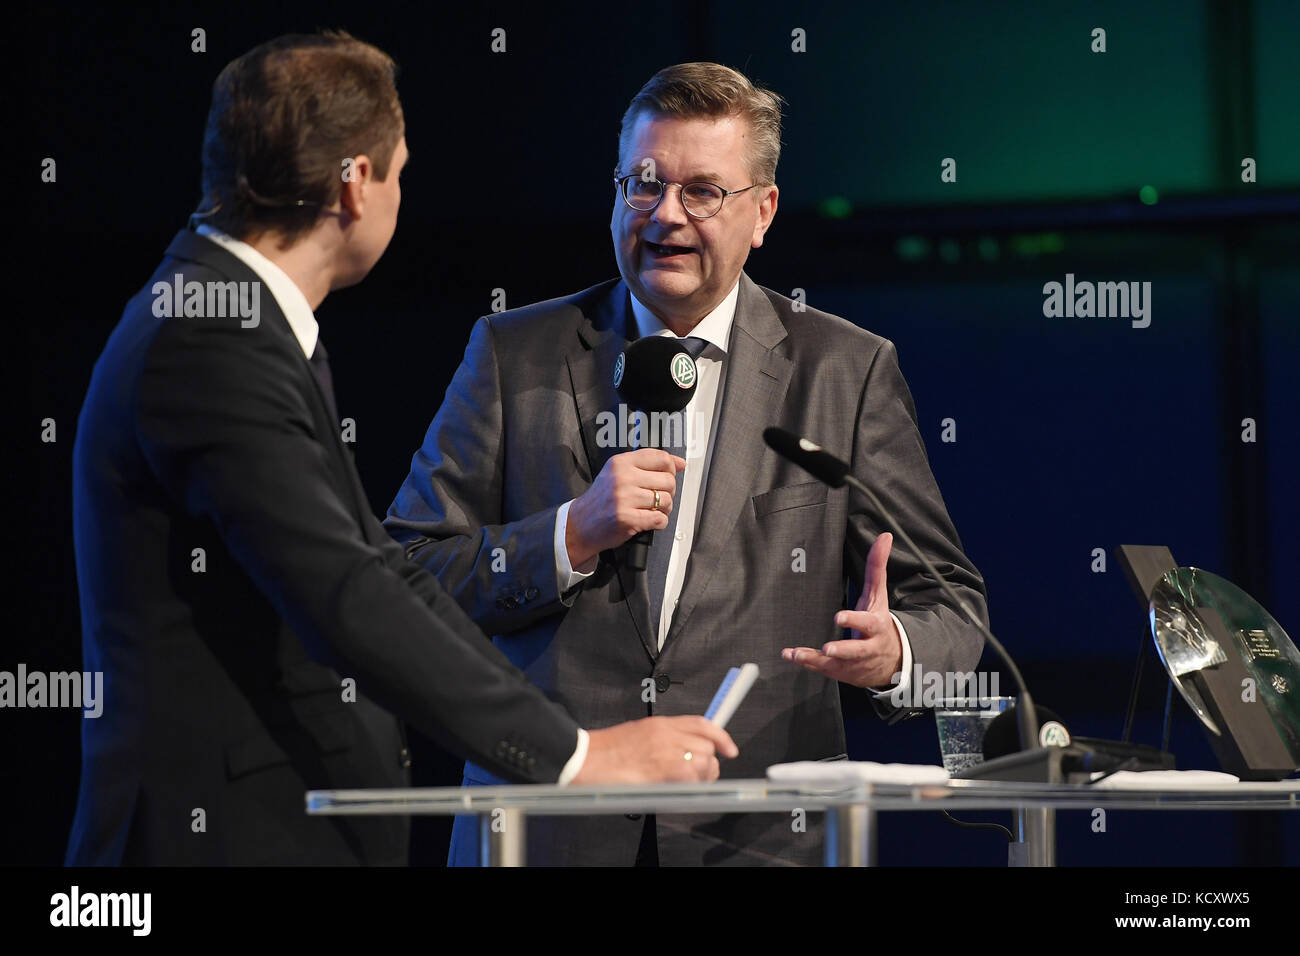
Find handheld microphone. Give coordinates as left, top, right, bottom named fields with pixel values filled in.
left=614, top=337, right=699, bottom=571
left=761, top=426, right=1042, bottom=761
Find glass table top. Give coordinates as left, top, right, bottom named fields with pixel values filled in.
left=306, top=777, right=1300, bottom=816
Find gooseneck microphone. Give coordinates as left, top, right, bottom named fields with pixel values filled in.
left=762, top=426, right=1042, bottom=759
left=614, top=337, right=699, bottom=571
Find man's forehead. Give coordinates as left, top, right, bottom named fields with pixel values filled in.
left=622, top=113, right=749, bottom=177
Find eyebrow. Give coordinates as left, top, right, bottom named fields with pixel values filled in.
left=618, top=169, right=728, bottom=185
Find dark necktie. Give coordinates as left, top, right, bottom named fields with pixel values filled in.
left=309, top=337, right=340, bottom=428
left=646, top=335, right=710, bottom=648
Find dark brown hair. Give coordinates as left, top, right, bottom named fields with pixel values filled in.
left=618, top=62, right=784, bottom=186
left=197, top=30, right=403, bottom=244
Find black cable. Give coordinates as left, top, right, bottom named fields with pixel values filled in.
left=1083, top=756, right=1142, bottom=786
left=1121, top=624, right=1148, bottom=743
left=940, top=810, right=1013, bottom=841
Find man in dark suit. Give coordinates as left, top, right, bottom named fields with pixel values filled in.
left=385, top=62, right=989, bottom=866
left=66, top=33, right=734, bottom=867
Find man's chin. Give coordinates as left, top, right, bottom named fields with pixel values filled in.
left=637, top=269, right=700, bottom=302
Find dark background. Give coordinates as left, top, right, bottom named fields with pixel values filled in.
left=15, top=0, right=1300, bottom=865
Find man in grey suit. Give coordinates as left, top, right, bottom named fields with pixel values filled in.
left=385, top=62, right=988, bottom=865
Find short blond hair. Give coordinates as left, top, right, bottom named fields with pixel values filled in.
left=618, top=62, right=784, bottom=185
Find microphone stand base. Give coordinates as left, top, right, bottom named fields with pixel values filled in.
left=955, top=747, right=1076, bottom=784
left=957, top=741, right=1177, bottom=784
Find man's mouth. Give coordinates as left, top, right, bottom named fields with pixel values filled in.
left=645, top=240, right=695, bottom=258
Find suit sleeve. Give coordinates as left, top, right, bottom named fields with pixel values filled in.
left=134, top=314, right=579, bottom=783
left=383, top=316, right=571, bottom=634
left=845, top=338, right=989, bottom=724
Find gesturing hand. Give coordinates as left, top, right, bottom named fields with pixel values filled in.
left=781, top=532, right=904, bottom=688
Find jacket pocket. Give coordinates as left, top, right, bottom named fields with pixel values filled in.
left=224, top=710, right=355, bottom=780
left=751, top=480, right=828, bottom=518
left=275, top=662, right=345, bottom=696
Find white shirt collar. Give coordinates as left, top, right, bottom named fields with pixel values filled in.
left=628, top=278, right=740, bottom=353
left=195, top=224, right=319, bottom=358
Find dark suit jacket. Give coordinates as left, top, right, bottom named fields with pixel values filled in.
left=385, top=273, right=989, bottom=866
left=66, top=229, right=581, bottom=865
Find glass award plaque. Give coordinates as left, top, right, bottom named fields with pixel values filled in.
left=1150, top=566, right=1300, bottom=771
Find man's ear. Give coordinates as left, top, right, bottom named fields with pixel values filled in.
left=751, top=184, right=779, bottom=249
left=338, top=154, right=376, bottom=221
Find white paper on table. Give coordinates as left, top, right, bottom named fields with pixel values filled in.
left=767, top=761, right=950, bottom=785
left=1088, top=769, right=1241, bottom=790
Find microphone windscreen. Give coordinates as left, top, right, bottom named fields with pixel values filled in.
left=615, top=336, right=698, bottom=414
left=982, top=704, right=1068, bottom=759
left=762, top=427, right=850, bottom=488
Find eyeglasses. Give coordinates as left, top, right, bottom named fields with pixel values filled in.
left=615, top=174, right=761, bottom=219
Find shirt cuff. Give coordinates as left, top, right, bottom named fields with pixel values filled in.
left=868, top=613, right=913, bottom=698
left=554, top=499, right=597, bottom=597
left=556, top=728, right=589, bottom=786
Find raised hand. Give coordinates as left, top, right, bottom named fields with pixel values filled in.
left=780, top=532, right=904, bottom=688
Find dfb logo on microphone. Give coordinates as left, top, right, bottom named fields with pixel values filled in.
left=670, top=353, right=696, bottom=388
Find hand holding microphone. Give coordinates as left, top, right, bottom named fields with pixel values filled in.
left=565, top=449, right=685, bottom=571
left=566, top=336, right=700, bottom=571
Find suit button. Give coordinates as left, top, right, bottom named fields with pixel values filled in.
left=399, top=747, right=412, bottom=769
left=525, top=586, right=539, bottom=600
left=625, top=813, right=642, bottom=821
left=655, top=674, right=670, bottom=694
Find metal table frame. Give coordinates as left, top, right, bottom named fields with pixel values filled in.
left=306, top=777, right=1300, bottom=866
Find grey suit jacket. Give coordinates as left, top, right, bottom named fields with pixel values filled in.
left=385, top=272, right=988, bottom=865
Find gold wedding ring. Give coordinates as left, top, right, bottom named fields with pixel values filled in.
left=652, top=490, right=661, bottom=512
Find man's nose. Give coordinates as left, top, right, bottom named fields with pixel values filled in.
left=651, top=184, right=691, bottom=226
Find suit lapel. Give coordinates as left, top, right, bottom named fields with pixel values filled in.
left=568, top=283, right=634, bottom=486
left=565, top=283, right=659, bottom=660
left=660, top=274, right=793, bottom=657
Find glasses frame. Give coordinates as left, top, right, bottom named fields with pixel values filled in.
left=614, top=174, right=762, bottom=219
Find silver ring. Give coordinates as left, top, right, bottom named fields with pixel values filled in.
left=652, top=490, right=661, bottom=512
left=683, top=751, right=693, bottom=762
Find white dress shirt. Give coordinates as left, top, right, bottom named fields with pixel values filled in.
left=195, top=224, right=319, bottom=358
left=195, top=225, right=590, bottom=784
left=554, top=281, right=914, bottom=696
